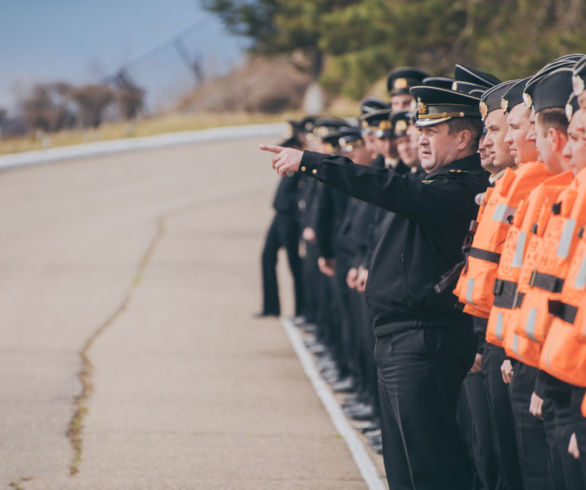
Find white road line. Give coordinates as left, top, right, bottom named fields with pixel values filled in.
left=281, top=317, right=387, bottom=490
left=0, top=123, right=286, bottom=171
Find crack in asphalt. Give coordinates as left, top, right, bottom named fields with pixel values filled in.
left=66, top=216, right=166, bottom=477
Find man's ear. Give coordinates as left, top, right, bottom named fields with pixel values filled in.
left=548, top=127, right=568, bottom=153
left=456, top=129, right=472, bottom=150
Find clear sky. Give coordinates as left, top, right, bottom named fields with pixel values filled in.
left=0, top=0, right=248, bottom=113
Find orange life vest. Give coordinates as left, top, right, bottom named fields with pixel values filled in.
left=514, top=170, right=586, bottom=366
left=538, top=232, right=586, bottom=387
left=486, top=170, right=573, bottom=352
left=454, top=163, right=552, bottom=318
left=538, top=171, right=586, bottom=387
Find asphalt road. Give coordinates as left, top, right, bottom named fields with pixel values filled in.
left=0, top=138, right=380, bottom=489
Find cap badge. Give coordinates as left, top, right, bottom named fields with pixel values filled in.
left=479, top=101, right=488, bottom=120
left=566, top=103, right=574, bottom=121
left=394, top=78, right=408, bottom=89
left=317, top=126, right=330, bottom=138
left=523, top=92, right=532, bottom=108
left=379, top=120, right=392, bottom=130
left=395, top=120, right=408, bottom=133
left=417, top=98, right=427, bottom=115
left=361, top=120, right=369, bottom=129
left=573, top=74, right=585, bottom=97
left=501, top=97, right=509, bottom=113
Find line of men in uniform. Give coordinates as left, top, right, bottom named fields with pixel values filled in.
left=258, top=55, right=586, bottom=490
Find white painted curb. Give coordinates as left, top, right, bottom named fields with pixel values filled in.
left=281, top=317, right=387, bottom=490
left=0, top=122, right=286, bottom=171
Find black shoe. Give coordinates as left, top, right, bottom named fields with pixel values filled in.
left=253, top=312, right=278, bottom=318
left=332, top=377, right=355, bottom=393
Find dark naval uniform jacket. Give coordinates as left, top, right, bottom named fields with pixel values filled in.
left=298, top=150, right=489, bottom=337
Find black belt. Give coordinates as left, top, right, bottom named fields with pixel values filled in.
left=492, top=279, right=520, bottom=309
left=529, top=271, right=565, bottom=293
left=469, top=247, right=501, bottom=264
left=548, top=300, right=578, bottom=324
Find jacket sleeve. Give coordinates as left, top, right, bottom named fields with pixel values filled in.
left=299, top=150, right=481, bottom=225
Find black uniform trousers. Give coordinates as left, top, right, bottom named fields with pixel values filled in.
left=375, top=324, right=476, bottom=490
left=261, top=213, right=303, bottom=316
left=570, top=388, right=586, bottom=483
left=509, top=362, right=554, bottom=490
left=481, top=341, right=524, bottom=490
left=459, top=371, right=499, bottom=490
left=542, top=395, right=585, bottom=490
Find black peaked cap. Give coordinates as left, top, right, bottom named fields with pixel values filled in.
left=423, top=77, right=455, bottom=89
left=525, top=67, right=575, bottom=113
left=452, top=80, right=488, bottom=96
left=479, top=80, right=517, bottom=120
left=313, top=117, right=347, bottom=140
left=410, top=86, right=481, bottom=127
left=338, top=125, right=362, bottom=144
left=454, top=64, right=501, bottom=87
left=387, top=67, right=429, bottom=96
left=360, top=96, right=391, bottom=115
left=391, top=111, right=415, bottom=137
left=572, top=56, right=586, bottom=96
left=523, top=58, right=576, bottom=107
left=502, top=78, right=530, bottom=114
left=360, top=109, right=392, bottom=126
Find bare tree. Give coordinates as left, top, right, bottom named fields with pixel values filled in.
left=21, top=82, right=76, bottom=133
left=113, top=73, right=145, bottom=121
left=70, top=84, right=114, bottom=128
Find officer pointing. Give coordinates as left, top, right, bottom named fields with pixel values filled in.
left=261, top=84, right=489, bottom=490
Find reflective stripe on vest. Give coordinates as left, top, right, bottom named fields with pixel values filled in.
left=525, top=308, right=538, bottom=341
left=496, top=312, right=505, bottom=341
left=557, top=219, right=576, bottom=259
left=512, top=231, right=527, bottom=268
left=466, top=279, right=476, bottom=304
left=492, top=204, right=516, bottom=224
left=576, top=256, right=586, bottom=290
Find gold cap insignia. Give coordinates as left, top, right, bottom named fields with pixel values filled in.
left=566, top=103, right=574, bottom=121
left=573, top=75, right=585, bottom=97
left=379, top=120, right=392, bottom=130
left=394, top=78, right=408, bottom=90
left=479, top=101, right=488, bottom=120
left=523, top=92, right=532, bottom=108
left=410, top=99, right=417, bottom=112
left=317, top=126, right=330, bottom=138
left=361, top=120, right=369, bottom=129
left=395, top=120, right=408, bottom=133
left=417, top=98, right=427, bottom=115
left=501, top=97, right=509, bottom=113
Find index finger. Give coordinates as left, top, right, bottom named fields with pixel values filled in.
left=259, top=144, right=285, bottom=154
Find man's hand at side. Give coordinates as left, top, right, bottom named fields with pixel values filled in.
left=260, top=145, right=304, bottom=176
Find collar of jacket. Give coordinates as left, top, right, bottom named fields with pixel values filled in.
left=427, top=152, right=482, bottom=179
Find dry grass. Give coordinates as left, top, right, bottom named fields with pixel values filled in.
left=0, top=104, right=360, bottom=157
left=0, top=111, right=302, bottom=156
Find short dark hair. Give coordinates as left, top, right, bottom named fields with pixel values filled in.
left=536, top=108, right=568, bottom=136
left=447, top=117, right=483, bottom=151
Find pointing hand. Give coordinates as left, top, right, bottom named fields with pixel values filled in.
left=259, top=144, right=303, bottom=176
